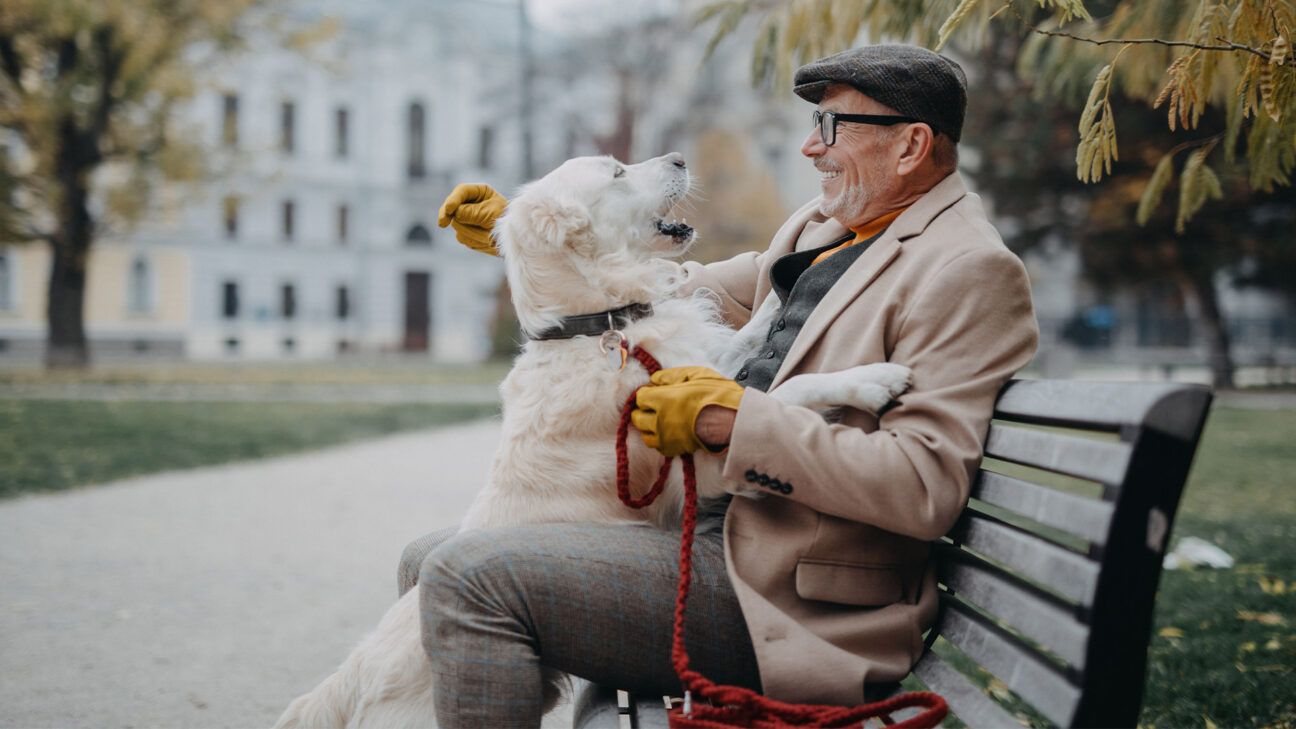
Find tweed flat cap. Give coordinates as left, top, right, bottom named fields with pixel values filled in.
left=794, top=45, right=968, bottom=142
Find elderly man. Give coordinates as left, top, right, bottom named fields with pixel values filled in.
left=415, top=44, right=1037, bottom=726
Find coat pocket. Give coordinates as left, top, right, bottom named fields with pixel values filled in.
left=794, top=558, right=905, bottom=607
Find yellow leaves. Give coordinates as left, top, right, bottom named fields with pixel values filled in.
left=1240, top=641, right=1257, bottom=652
left=1154, top=52, right=1204, bottom=132
left=1158, top=626, right=1186, bottom=639
left=1077, top=64, right=1118, bottom=183
left=1204, top=716, right=1218, bottom=729
left=1264, top=637, right=1282, bottom=650
left=1176, top=143, right=1224, bottom=233
left=1236, top=610, right=1287, bottom=626
left=1137, top=152, right=1176, bottom=225
left=1274, top=35, right=1290, bottom=67
left=936, top=0, right=980, bottom=51
left=985, top=677, right=1012, bottom=701
left=1258, top=576, right=1288, bottom=594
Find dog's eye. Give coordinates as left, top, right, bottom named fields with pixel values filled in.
left=613, top=166, right=626, bottom=178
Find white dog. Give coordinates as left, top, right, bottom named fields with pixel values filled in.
left=274, top=153, right=910, bottom=728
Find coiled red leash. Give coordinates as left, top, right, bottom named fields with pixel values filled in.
left=615, top=344, right=947, bottom=729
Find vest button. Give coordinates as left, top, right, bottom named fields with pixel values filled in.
left=744, top=469, right=757, bottom=482
left=775, top=319, right=786, bottom=331
left=765, top=350, right=776, bottom=359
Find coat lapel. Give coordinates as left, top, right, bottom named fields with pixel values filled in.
left=768, top=173, right=970, bottom=389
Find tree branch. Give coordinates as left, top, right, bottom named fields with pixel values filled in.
left=1027, top=26, right=1273, bottom=62
left=0, top=34, right=27, bottom=94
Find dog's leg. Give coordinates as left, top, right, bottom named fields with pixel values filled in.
left=771, top=363, right=912, bottom=413
left=274, top=590, right=433, bottom=729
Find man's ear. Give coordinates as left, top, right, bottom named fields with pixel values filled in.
left=527, top=196, right=595, bottom=255
left=896, top=123, right=935, bottom=177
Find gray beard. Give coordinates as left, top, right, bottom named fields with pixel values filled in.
left=819, top=182, right=868, bottom=224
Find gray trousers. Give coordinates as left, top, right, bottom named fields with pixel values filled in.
left=398, top=522, right=761, bottom=728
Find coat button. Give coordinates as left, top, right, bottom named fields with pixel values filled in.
left=775, top=319, right=786, bottom=331
left=764, top=350, right=776, bottom=359
left=757, top=474, right=770, bottom=486
left=744, top=469, right=757, bottom=482
left=780, top=483, right=793, bottom=494
left=736, top=369, right=748, bottom=381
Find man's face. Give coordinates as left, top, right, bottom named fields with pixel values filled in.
left=800, top=85, right=901, bottom=227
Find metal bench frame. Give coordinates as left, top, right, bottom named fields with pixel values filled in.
left=572, top=378, right=1213, bottom=728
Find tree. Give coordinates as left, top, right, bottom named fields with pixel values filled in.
left=697, top=0, right=1296, bottom=388
left=0, top=0, right=262, bottom=368
left=698, top=0, right=1295, bottom=229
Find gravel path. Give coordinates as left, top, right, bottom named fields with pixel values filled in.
left=0, top=418, right=587, bottom=729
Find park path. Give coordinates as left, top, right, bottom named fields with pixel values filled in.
left=0, top=418, right=582, bottom=729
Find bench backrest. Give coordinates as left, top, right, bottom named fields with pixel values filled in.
left=913, top=379, right=1213, bottom=728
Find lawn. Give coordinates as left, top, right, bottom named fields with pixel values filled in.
left=0, top=399, right=498, bottom=498
left=1141, top=407, right=1296, bottom=729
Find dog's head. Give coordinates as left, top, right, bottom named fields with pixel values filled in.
left=495, top=153, right=697, bottom=335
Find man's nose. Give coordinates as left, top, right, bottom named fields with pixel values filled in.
left=663, top=152, right=686, bottom=168
left=800, top=128, right=825, bottom=158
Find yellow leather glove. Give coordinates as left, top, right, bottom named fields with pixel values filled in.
left=632, top=366, right=745, bottom=457
left=437, top=183, right=507, bottom=256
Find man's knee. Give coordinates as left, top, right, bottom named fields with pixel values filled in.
left=418, top=528, right=534, bottom=657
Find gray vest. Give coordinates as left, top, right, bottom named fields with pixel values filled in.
left=735, top=233, right=878, bottom=393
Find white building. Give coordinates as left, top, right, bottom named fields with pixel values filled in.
left=1, top=0, right=522, bottom=363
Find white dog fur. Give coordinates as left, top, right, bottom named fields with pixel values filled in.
left=274, top=153, right=910, bottom=728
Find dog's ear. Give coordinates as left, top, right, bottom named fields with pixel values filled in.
left=525, top=196, right=596, bottom=255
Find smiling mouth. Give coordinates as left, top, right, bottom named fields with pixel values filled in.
left=654, top=216, right=695, bottom=244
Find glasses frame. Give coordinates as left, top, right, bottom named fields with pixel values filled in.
left=812, top=110, right=924, bottom=146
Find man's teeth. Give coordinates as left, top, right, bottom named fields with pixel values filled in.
left=820, top=170, right=841, bottom=180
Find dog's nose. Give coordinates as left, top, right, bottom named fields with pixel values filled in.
left=665, top=152, right=686, bottom=169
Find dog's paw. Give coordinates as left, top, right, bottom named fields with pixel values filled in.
left=864, top=362, right=913, bottom=399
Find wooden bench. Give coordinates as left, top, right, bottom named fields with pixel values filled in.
left=572, top=378, right=1213, bottom=728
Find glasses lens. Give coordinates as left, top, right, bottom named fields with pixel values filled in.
left=813, top=111, right=834, bottom=146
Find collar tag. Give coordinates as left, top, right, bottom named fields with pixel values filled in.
left=599, top=330, right=629, bottom=371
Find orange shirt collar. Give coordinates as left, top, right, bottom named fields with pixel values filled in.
left=849, top=206, right=908, bottom=244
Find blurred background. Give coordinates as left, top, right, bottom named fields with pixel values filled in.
left=0, top=1, right=1292, bottom=728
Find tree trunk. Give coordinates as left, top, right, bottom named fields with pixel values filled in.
left=1182, top=271, right=1235, bottom=389
left=46, top=122, right=95, bottom=369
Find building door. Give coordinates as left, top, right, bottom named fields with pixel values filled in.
left=403, top=271, right=431, bottom=352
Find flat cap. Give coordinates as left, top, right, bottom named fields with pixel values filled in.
left=794, top=44, right=968, bottom=142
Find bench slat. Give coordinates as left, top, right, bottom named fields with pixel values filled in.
left=939, top=552, right=1090, bottom=670
left=973, top=470, right=1114, bottom=546
left=984, top=423, right=1132, bottom=485
left=939, top=600, right=1082, bottom=727
left=993, top=379, right=1207, bottom=439
left=947, top=513, right=1100, bottom=606
left=911, top=652, right=1021, bottom=729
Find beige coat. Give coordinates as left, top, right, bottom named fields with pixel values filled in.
left=678, top=172, right=1038, bottom=704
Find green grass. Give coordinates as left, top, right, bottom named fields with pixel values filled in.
left=1141, top=407, right=1296, bottom=729
left=0, top=400, right=498, bottom=498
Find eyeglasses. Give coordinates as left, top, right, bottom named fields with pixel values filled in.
left=812, top=110, right=923, bottom=146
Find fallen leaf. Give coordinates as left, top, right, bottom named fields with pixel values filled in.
left=986, top=678, right=1011, bottom=701
left=1235, top=661, right=1247, bottom=673
left=1204, top=715, right=1218, bottom=729
left=1240, top=641, right=1257, bottom=652
left=1265, top=637, right=1281, bottom=650
left=1159, top=627, right=1185, bottom=639
left=1237, top=610, right=1287, bottom=626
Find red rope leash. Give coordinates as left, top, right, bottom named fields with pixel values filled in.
left=616, top=345, right=947, bottom=729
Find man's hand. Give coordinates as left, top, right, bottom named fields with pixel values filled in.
left=437, top=183, right=507, bottom=255
left=631, top=367, right=744, bottom=457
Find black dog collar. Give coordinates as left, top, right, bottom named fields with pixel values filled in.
left=529, top=302, right=654, bottom=341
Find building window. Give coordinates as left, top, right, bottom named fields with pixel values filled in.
left=407, top=102, right=426, bottom=179
left=280, top=283, right=296, bottom=320
left=224, top=337, right=240, bottom=354
left=335, top=106, right=349, bottom=158
left=282, top=337, right=296, bottom=354
left=280, top=100, right=296, bottom=154
left=478, top=126, right=494, bottom=169
left=221, top=281, right=239, bottom=319
left=222, top=196, right=239, bottom=239
left=406, top=224, right=432, bottom=246
left=337, top=204, right=349, bottom=244
left=127, top=256, right=151, bottom=313
left=0, top=253, right=12, bottom=310
left=222, top=94, right=239, bottom=147
left=336, top=284, right=350, bottom=320
left=282, top=200, right=295, bottom=241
